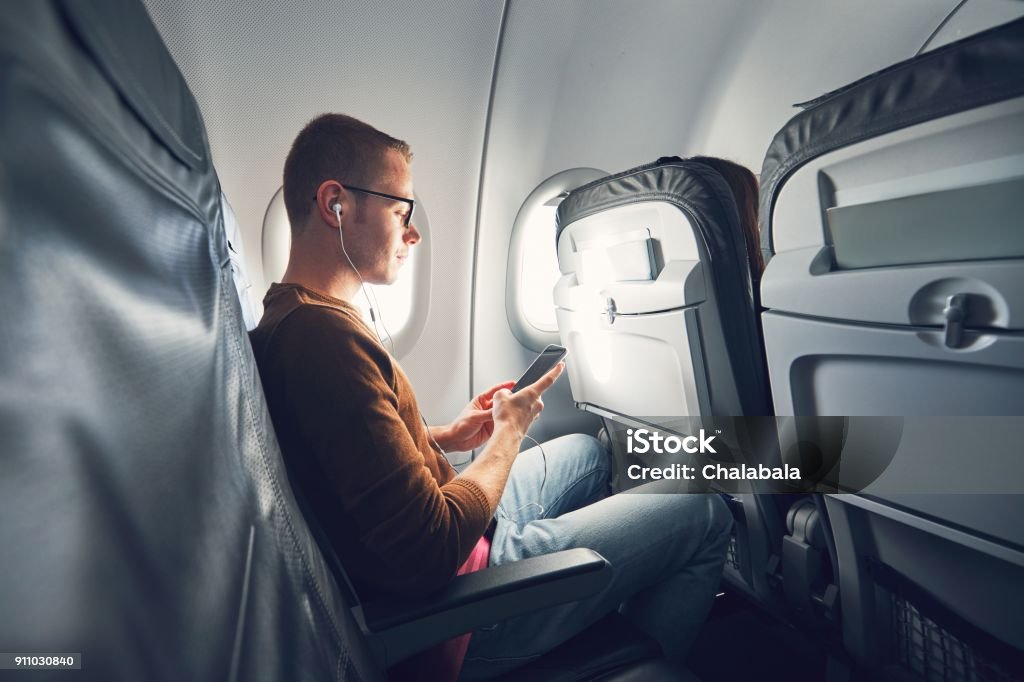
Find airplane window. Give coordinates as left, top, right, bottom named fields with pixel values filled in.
left=507, top=168, right=608, bottom=350
left=519, top=202, right=561, bottom=331
left=261, top=186, right=431, bottom=356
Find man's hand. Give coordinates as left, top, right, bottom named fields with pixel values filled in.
left=454, top=362, right=564, bottom=515
left=433, top=380, right=516, bottom=452
left=492, top=362, right=564, bottom=440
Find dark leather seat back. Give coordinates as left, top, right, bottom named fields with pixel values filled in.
left=0, top=1, right=376, bottom=679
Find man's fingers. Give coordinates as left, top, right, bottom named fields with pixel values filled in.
left=525, top=361, right=564, bottom=396
left=478, top=381, right=517, bottom=408
left=482, top=381, right=516, bottom=399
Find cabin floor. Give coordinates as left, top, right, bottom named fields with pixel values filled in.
left=685, top=591, right=864, bottom=682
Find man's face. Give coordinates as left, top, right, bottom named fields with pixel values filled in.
left=344, top=149, right=421, bottom=285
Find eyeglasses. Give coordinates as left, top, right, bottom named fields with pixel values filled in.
left=316, top=185, right=416, bottom=227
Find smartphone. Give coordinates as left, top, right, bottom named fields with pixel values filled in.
left=512, top=344, right=567, bottom=393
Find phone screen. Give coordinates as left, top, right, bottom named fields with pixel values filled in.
left=512, top=345, right=567, bottom=393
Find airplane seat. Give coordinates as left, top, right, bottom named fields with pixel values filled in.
left=0, top=1, right=690, bottom=679
left=552, top=157, right=792, bottom=613
left=759, top=16, right=1024, bottom=679
left=0, top=0, right=380, bottom=678
left=220, top=193, right=260, bottom=331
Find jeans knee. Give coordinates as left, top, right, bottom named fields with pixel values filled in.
left=552, top=433, right=611, bottom=475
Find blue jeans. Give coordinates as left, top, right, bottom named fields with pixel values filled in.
left=460, top=434, right=733, bottom=680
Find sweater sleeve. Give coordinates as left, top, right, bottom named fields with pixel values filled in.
left=273, top=306, right=491, bottom=595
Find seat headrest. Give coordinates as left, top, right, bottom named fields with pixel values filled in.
left=758, top=16, right=1024, bottom=266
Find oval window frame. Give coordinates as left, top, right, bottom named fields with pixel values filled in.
left=506, top=168, right=607, bottom=351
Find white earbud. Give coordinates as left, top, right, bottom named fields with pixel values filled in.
left=331, top=202, right=342, bottom=221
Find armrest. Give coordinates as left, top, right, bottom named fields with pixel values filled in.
left=354, top=548, right=612, bottom=665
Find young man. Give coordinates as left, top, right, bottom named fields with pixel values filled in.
left=250, top=113, right=732, bottom=679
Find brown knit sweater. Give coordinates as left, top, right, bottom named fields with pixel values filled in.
left=249, top=283, right=491, bottom=598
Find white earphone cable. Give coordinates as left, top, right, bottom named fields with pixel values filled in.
left=334, top=205, right=394, bottom=354
left=522, top=433, right=547, bottom=509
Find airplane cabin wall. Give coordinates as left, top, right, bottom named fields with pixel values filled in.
left=924, top=0, right=1024, bottom=51
left=687, top=0, right=965, bottom=168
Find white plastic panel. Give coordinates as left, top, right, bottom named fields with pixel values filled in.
left=577, top=230, right=656, bottom=285
left=554, top=199, right=710, bottom=420
left=764, top=98, right=1024, bottom=331
left=762, top=251, right=1024, bottom=329
left=770, top=99, right=1024, bottom=256
left=763, top=311, right=1024, bottom=416
left=555, top=201, right=704, bottom=315
left=555, top=307, right=701, bottom=419
left=826, top=176, right=1024, bottom=270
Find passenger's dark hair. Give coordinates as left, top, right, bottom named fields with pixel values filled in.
left=690, top=156, right=763, bottom=277
left=282, top=113, right=412, bottom=234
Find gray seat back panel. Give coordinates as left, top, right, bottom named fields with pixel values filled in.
left=759, top=15, right=1024, bottom=674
